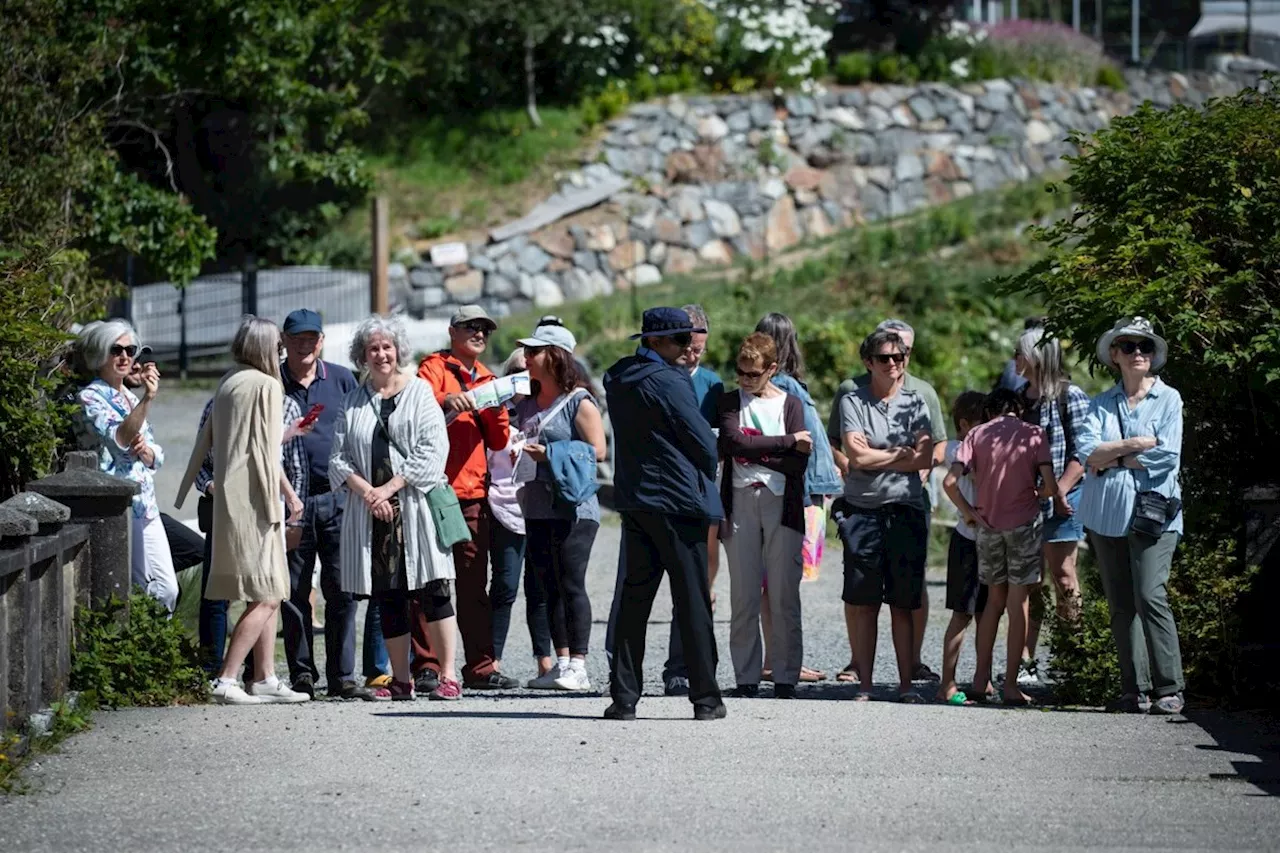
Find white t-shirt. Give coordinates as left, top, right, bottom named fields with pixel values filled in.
left=944, top=439, right=977, bottom=540
left=487, top=433, right=525, bottom=535
left=731, top=390, right=788, bottom=497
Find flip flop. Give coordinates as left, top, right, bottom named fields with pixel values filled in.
left=836, top=664, right=859, bottom=684
left=898, top=691, right=926, bottom=704
left=1002, top=694, right=1036, bottom=708
left=800, top=666, right=828, bottom=682
left=938, top=691, right=972, bottom=706
left=851, top=691, right=871, bottom=703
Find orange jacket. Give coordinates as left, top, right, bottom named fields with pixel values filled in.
left=417, top=351, right=510, bottom=499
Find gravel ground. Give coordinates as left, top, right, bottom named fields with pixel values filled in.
left=6, top=521, right=1280, bottom=852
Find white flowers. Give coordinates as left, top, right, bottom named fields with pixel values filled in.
left=712, top=0, right=835, bottom=83
left=950, top=57, right=971, bottom=79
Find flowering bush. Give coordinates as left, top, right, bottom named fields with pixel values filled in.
left=708, top=0, right=841, bottom=90
left=979, top=20, right=1115, bottom=86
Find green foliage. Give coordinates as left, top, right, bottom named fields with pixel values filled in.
left=1095, top=64, right=1126, bottom=90
left=834, top=51, right=874, bottom=85
left=71, top=594, right=209, bottom=709
left=874, top=53, right=908, bottom=84
left=1008, top=81, right=1280, bottom=704
left=0, top=699, right=93, bottom=793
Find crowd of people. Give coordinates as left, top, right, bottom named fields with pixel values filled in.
left=67, top=299, right=1186, bottom=718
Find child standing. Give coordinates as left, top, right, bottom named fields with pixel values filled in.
left=937, top=391, right=989, bottom=705
left=944, top=389, right=1057, bottom=706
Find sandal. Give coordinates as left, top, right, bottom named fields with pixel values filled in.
left=800, top=666, right=827, bottom=682
left=1002, top=693, right=1036, bottom=707
left=911, top=663, right=941, bottom=682
left=836, top=663, right=860, bottom=684
left=938, top=691, right=972, bottom=706
left=851, top=691, right=871, bottom=703
left=898, top=690, right=926, bottom=704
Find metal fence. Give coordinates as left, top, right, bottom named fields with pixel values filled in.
left=122, top=263, right=373, bottom=372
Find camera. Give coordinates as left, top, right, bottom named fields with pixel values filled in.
left=133, top=346, right=155, bottom=367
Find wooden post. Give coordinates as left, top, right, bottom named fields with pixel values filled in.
left=371, top=195, right=389, bottom=316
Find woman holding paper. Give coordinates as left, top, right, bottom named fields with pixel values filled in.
left=512, top=322, right=608, bottom=691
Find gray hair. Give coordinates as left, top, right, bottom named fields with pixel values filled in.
left=232, top=316, right=282, bottom=380
left=78, top=319, right=139, bottom=374
left=860, top=329, right=906, bottom=363
left=876, top=318, right=915, bottom=341
left=350, top=314, right=411, bottom=370
left=755, top=312, right=806, bottom=380
left=1015, top=326, right=1070, bottom=402
left=501, top=348, right=527, bottom=376
left=681, top=304, right=710, bottom=332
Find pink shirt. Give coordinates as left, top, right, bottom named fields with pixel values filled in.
left=954, top=416, right=1050, bottom=531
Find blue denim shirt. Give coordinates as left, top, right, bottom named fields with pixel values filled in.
left=1076, top=378, right=1184, bottom=538
left=772, top=372, right=844, bottom=498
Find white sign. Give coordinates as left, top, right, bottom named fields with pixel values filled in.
left=429, top=242, right=469, bottom=268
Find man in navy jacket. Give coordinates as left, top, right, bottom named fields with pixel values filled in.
left=602, top=307, right=725, bottom=721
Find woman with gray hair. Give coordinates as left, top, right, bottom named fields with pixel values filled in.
left=1012, top=326, right=1091, bottom=681
left=177, top=316, right=308, bottom=705
left=331, top=315, right=460, bottom=700
left=74, top=319, right=178, bottom=612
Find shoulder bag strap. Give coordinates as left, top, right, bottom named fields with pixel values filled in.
left=363, top=385, right=409, bottom=460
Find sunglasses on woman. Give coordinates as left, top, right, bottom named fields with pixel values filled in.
left=1116, top=339, right=1155, bottom=355
left=872, top=352, right=906, bottom=365
left=736, top=366, right=769, bottom=380
left=110, top=344, right=139, bottom=358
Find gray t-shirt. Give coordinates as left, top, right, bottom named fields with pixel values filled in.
left=838, top=385, right=932, bottom=510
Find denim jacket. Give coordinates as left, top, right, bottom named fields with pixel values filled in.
left=546, top=439, right=601, bottom=507
left=772, top=372, right=844, bottom=499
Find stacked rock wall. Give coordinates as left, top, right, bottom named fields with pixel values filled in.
left=399, top=69, right=1260, bottom=320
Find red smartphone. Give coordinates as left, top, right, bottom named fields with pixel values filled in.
left=298, top=404, right=324, bottom=428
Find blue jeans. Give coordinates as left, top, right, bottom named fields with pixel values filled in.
left=197, top=496, right=227, bottom=673
left=489, top=519, right=551, bottom=660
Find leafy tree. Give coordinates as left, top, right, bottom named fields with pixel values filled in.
left=1006, top=80, right=1280, bottom=703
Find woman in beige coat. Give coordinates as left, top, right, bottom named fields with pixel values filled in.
left=179, top=316, right=308, bottom=705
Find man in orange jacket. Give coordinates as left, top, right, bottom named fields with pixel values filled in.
left=413, top=305, right=518, bottom=691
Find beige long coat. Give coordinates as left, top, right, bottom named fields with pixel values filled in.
left=177, top=366, right=288, bottom=602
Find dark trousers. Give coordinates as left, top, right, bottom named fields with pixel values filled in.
left=196, top=498, right=227, bottom=673
left=489, top=519, right=552, bottom=661
left=289, top=491, right=356, bottom=686
left=526, top=518, right=599, bottom=656
left=162, top=513, right=205, bottom=572
left=610, top=511, right=721, bottom=710
left=605, top=531, right=688, bottom=682
left=412, top=498, right=497, bottom=681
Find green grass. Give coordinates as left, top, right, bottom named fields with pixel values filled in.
left=364, top=108, right=593, bottom=238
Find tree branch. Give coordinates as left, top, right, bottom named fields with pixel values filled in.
left=109, top=119, right=179, bottom=192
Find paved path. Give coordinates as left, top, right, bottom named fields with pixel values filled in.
left=5, top=524, right=1280, bottom=851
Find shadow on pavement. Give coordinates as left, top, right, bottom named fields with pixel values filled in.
left=1185, top=709, right=1280, bottom=797
left=373, top=710, right=588, bottom=720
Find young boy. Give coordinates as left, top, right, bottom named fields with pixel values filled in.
left=944, top=389, right=1057, bottom=706
left=937, top=391, right=989, bottom=705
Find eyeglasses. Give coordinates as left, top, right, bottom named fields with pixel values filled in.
left=110, top=344, right=139, bottom=358
left=736, top=366, right=768, bottom=379
left=457, top=322, right=492, bottom=336
left=523, top=345, right=547, bottom=356
left=872, top=353, right=907, bottom=365
left=669, top=333, right=692, bottom=348
left=1115, top=339, right=1155, bottom=355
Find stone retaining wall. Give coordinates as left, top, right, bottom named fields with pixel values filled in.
left=399, top=69, right=1261, bottom=321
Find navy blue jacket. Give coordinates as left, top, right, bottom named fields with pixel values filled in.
left=604, top=352, right=723, bottom=520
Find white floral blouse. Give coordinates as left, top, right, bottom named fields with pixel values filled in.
left=75, top=378, right=164, bottom=520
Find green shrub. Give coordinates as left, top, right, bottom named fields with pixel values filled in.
left=873, top=53, right=904, bottom=83
left=71, top=593, right=209, bottom=709
left=1095, top=64, right=1126, bottom=90
left=1007, top=81, right=1280, bottom=705
left=834, top=51, right=873, bottom=85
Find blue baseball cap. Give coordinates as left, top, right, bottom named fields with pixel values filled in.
left=283, top=309, right=323, bottom=335
left=629, top=307, right=706, bottom=340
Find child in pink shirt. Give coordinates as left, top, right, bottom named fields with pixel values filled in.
left=944, top=389, right=1057, bottom=706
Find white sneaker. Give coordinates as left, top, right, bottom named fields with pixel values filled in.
left=526, top=664, right=565, bottom=690
left=248, top=679, right=310, bottom=703
left=212, top=681, right=263, bottom=705
left=1017, top=660, right=1041, bottom=687
left=553, top=664, right=591, bottom=692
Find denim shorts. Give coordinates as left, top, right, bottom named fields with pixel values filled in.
left=1043, top=487, right=1084, bottom=543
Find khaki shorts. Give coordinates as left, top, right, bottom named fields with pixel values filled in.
left=976, top=517, right=1043, bottom=586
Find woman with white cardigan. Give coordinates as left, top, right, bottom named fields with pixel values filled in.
left=330, top=315, right=460, bottom=701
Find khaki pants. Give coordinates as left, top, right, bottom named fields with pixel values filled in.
left=725, top=487, right=804, bottom=687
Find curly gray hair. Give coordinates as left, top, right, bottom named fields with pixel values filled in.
left=349, top=314, right=412, bottom=369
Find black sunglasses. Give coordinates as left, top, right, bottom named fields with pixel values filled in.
left=457, top=322, right=492, bottom=336
left=669, top=333, right=692, bottom=348
left=872, top=353, right=906, bottom=365
left=1115, top=339, right=1155, bottom=355
left=736, top=366, right=768, bottom=379
left=110, top=344, right=139, bottom=358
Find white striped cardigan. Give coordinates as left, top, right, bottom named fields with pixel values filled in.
left=329, top=375, right=455, bottom=596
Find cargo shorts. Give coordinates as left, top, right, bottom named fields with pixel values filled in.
left=975, top=516, right=1043, bottom=587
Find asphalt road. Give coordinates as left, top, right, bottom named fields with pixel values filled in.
left=5, top=523, right=1280, bottom=852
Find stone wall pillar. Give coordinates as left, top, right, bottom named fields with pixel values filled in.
left=28, top=453, right=136, bottom=615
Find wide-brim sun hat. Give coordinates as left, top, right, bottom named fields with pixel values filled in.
left=1096, top=316, right=1168, bottom=371
left=517, top=323, right=577, bottom=354
left=628, top=306, right=708, bottom=340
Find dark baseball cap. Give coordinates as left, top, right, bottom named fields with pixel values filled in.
left=283, top=309, right=323, bottom=335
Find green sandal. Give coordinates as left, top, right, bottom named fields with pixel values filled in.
left=939, top=691, right=971, bottom=706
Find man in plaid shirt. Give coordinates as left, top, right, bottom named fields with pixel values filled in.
left=194, top=394, right=309, bottom=674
